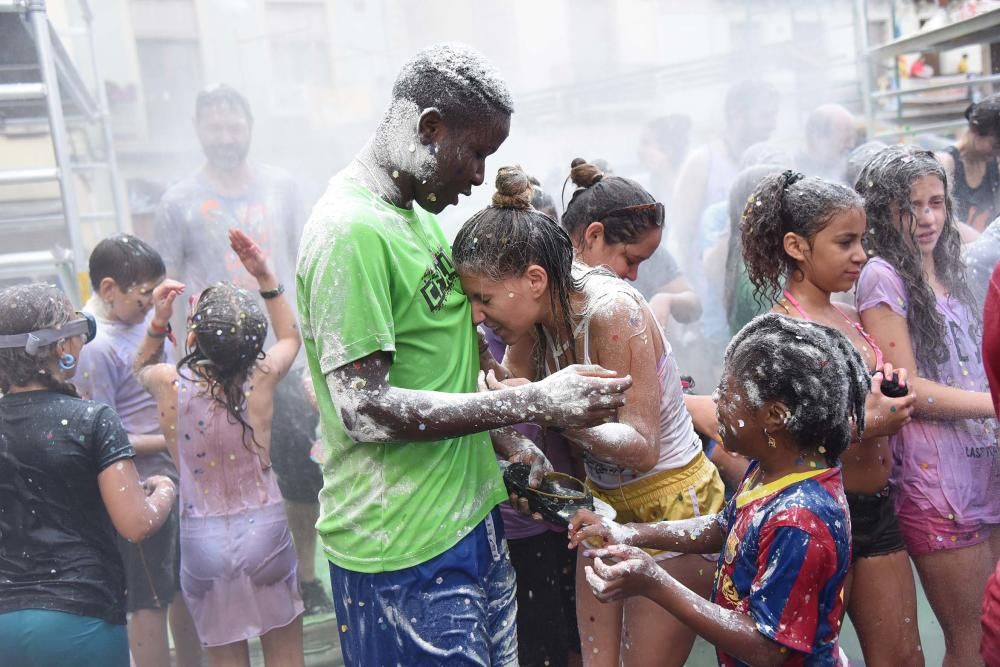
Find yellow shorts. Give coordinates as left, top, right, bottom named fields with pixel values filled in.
left=587, top=452, right=725, bottom=560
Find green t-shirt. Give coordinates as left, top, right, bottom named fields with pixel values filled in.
left=296, top=175, right=506, bottom=573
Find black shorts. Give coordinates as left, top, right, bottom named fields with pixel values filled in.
left=507, top=530, right=580, bottom=667
left=270, top=369, right=323, bottom=504
left=846, top=486, right=906, bottom=563
left=117, top=503, right=180, bottom=612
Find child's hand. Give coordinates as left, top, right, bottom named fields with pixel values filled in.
left=150, top=279, right=185, bottom=327
left=584, top=545, right=661, bottom=602
left=568, top=508, right=629, bottom=550
left=865, top=363, right=916, bottom=439
left=229, top=229, right=274, bottom=281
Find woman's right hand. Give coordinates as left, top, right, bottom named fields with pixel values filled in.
left=142, top=475, right=177, bottom=503
left=150, top=280, right=185, bottom=328
left=864, top=364, right=917, bottom=439
left=530, top=364, right=632, bottom=428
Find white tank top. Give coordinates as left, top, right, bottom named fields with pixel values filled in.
left=545, top=271, right=702, bottom=489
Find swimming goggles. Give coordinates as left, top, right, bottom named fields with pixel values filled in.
left=0, top=311, right=97, bottom=355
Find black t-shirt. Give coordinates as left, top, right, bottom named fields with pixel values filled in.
left=0, top=390, right=135, bottom=624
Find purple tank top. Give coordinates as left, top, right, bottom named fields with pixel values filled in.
left=176, top=376, right=282, bottom=519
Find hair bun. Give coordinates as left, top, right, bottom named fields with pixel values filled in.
left=569, top=158, right=603, bottom=188
left=492, top=166, right=533, bottom=210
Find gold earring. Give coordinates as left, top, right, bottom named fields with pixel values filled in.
left=765, top=430, right=777, bottom=448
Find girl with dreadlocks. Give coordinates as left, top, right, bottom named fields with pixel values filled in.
left=740, top=170, right=921, bottom=666
left=571, top=315, right=865, bottom=666
left=136, top=229, right=305, bottom=666
left=855, top=144, right=1000, bottom=667
left=454, top=166, right=725, bottom=667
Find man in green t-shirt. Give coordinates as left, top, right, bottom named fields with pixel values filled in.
left=297, top=44, right=632, bottom=666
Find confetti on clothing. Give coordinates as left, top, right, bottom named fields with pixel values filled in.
left=713, top=463, right=851, bottom=666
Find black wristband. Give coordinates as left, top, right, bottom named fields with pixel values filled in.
left=259, top=284, right=285, bottom=300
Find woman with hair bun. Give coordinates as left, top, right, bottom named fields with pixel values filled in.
left=935, top=93, right=1000, bottom=231
left=454, top=165, right=725, bottom=667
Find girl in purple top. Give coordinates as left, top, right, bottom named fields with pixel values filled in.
left=855, top=145, right=1000, bottom=666
left=137, top=229, right=305, bottom=666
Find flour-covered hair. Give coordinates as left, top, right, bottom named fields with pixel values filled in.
left=391, top=43, right=513, bottom=124
left=723, top=314, right=869, bottom=465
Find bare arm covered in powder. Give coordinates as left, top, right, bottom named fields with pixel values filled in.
left=568, top=508, right=726, bottom=554
left=860, top=304, right=995, bottom=419
left=584, top=545, right=789, bottom=666
left=559, top=299, right=661, bottom=472
left=328, top=352, right=632, bottom=444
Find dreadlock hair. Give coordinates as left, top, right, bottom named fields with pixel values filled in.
left=0, top=283, right=80, bottom=397
left=854, top=144, right=976, bottom=380
left=560, top=158, right=664, bottom=247
left=723, top=314, right=869, bottom=466
left=741, top=170, right=863, bottom=309
left=89, top=233, right=165, bottom=292
left=178, top=283, right=268, bottom=453
left=453, top=166, right=579, bottom=380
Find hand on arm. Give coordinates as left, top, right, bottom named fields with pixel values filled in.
left=560, top=301, right=660, bottom=472
left=860, top=304, right=995, bottom=420
left=327, top=352, right=632, bottom=444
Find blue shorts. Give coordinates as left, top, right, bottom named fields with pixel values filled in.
left=0, top=609, right=128, bottom=667
left=328, top=507, right=518, bottom=666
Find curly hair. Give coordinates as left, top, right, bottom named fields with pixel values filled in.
left=0, top=283, right=80, bottom=397
left=854, top=144, right=976, bottom=379
left=179, top=282, right=268, bottom=452
left=723, top=314, right=869, bottom=465
left=741, top=170, right=863, bottom=309
left=453, top=166, right=580, bottom=379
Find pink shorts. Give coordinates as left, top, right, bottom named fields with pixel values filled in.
left=895, top=494, right=991, bottom=556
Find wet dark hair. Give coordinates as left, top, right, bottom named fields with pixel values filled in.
left=179, top=283, right=268, bottom=452
left=855, top=144, right=976, bottom=379
left=643, top=115, right=692, bottom=165
left=528, top=175, right=558, bottom=222
left=723, top=165, right=786, bottom=320
left=453, top=166, right=578, bottom=378
left=0, top=283, right=80, bottom=397
left=391, top=43, right=513, bottom=125
left=965, top=93, right=1000, bottom=141
left=89, top=234, right=165, bottom=291
left=561, top=158, right=663, bottom=246
left=723, top=314, right=869, bottom=465
left=195, top=83, right=253, bottom=124
left=741, top=170, right=863, bottom=308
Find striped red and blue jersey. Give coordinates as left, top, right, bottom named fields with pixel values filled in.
left=712, top=464, right=851, bottom=666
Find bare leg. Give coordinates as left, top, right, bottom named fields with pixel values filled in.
left=913, top=539, right=994, bottom=667
left=259, top=614, right=305, bottom=667
left=848, top=551, right=924, bottom=667
left=284, top=500, right=319, bottom=584
left=127, top=607, right=170, bottom=667
left=577, top=551, right=624, bottom=667
left=206, top=640, right=250, bottom=667
left=620, top=554, right=712, bottom=667
left=169, top=593, right=203, bottom=667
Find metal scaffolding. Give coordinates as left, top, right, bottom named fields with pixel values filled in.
left=0, top=0, right=127, bottom=302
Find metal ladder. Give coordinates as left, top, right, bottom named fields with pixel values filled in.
left=0, top=0, right=126, bottom=302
